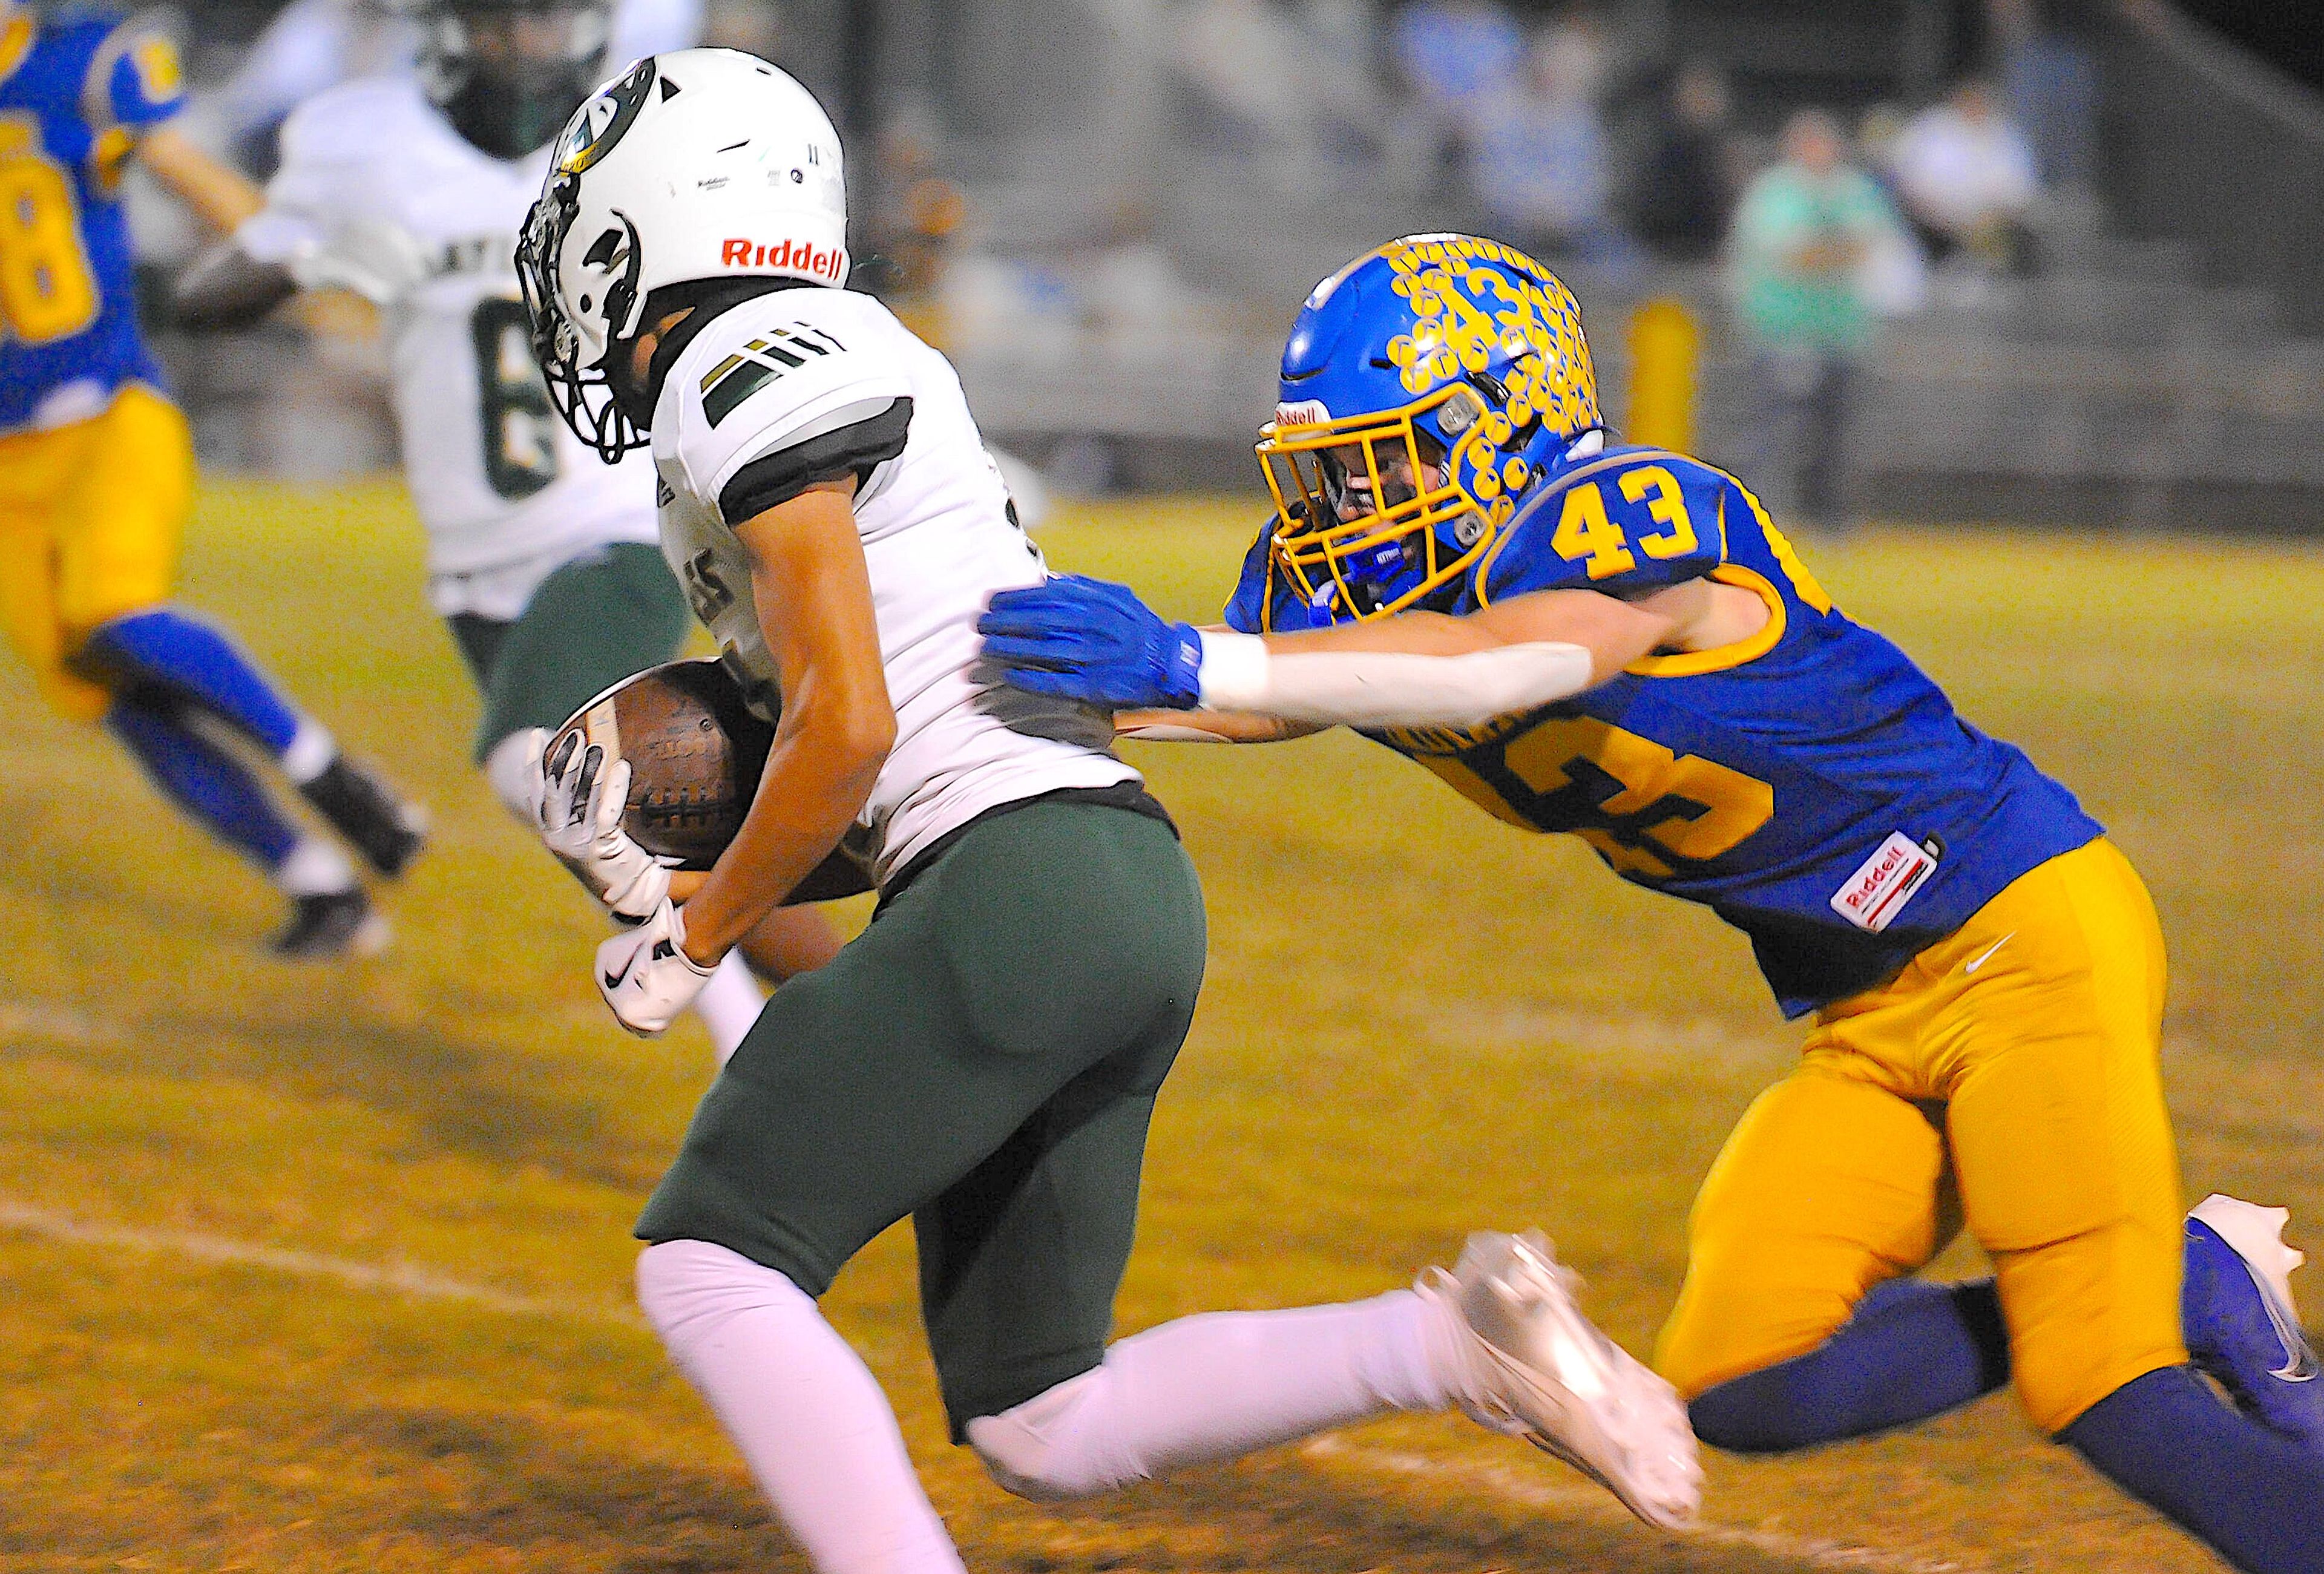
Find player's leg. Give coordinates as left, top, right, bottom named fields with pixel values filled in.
left=1654, top=1058, right=2014, bottom=1450
left=631, top=801, right=1205, bottom=1572
left=960, top=1198, right=1699, bottom=1526
left=0, top=397, right=376, bottom=954
left=105, top=690, right=382, bottom=955
left=1945, top=841, right=2322, bottom=1571
left=55, top=389, right=423, bottom=878
left=940, top=846, right=1692, bottom=1524
left=458, top=542, right=820, bottom=1058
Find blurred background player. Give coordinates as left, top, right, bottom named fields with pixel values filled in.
left=0, top=0, right=424, bottom=956
left=979, top=234, right=2324, bottom=1574
left=172, top=0, right=833, bottom=1054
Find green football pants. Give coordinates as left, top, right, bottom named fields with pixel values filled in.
left=447, top=542, right=692, bottom=761
left=635, top=799, right=1206, bottom=1435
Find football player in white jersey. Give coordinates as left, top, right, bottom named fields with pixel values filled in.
left=176, top=0, right=834, bottom=1053
left=513, top=48, right=1698, bottom=1570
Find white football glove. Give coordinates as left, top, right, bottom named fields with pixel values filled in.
left=536, top=728, right=673, bottom=922
left=596, top=899, right=717, bottom=1037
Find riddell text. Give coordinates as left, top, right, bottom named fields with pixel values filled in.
left=723, top=238, right=843, bottom=278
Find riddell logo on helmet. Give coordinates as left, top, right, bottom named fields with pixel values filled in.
left=721, top=238, right=843, bottom=278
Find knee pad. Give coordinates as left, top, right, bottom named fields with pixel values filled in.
left=965, top=1365, right=1126, bottom=1503
left=634, top=1238, right=815, bottom=1355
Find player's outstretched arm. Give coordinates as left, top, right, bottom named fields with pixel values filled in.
left=1114, top=708, right=1321, bottom=744
left=980, top=574, right=1686, bottom=732
left=137, top=126, right=266, bottom=235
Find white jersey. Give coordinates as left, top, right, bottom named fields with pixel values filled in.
left=241, top=76, right=659, bottom=584
left=652, top=288, right=1137, bottom=883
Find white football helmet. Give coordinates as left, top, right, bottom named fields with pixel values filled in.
left=516, top=48, right=849, bottom=457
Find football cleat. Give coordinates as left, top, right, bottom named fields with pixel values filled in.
left=270, top=888, right=390, bottom=960
left=298, top=756, right=429, bottom=879
left=1419, top=1230, right=1701, bottom=1529
left=2183, top=1193, right=2323, bottom=1455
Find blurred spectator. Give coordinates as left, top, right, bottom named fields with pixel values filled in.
left=1631, top=60, right=1736, bottom=263
left=1390, top=0, right=1523, bottom=170
left=1991, top=0, right=2098, bottom=191
left=1727, top=109, right=1909, bottom=528
left=1467, top=16, right=1635, bottom=275
left=1887, top=76, right=2040, bottom=274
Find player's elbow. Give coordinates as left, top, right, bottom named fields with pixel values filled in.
left=806, top=694, right=894, bottom=782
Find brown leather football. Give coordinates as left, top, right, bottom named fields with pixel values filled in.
left=552, top=659, right=774, bottom=870
left=550, top=660, right=875, bottom=902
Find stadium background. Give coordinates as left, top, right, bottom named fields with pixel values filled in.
left=5, top=1, right=2322, bottom=1570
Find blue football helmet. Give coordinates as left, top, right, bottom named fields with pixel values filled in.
left=1256, top=234, right=1601, bottom=626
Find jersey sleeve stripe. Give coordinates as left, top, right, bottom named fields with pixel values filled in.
left=717, top=396, right=914, bottom=526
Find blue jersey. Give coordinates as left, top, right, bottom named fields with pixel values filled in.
left=0, top=8, right=186, bottom=434
left=1226, top=445, right=2103, bottom=1017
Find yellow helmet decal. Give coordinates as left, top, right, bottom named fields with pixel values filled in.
left=1377, top=235, right=1599, bottom=440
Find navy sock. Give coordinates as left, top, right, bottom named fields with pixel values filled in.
left=1689, top=1278, right=2011, bottom=1452
left=107, top=695, right=300, bottom=872
left=79, top=608, right=306, bottom=756
left=2061, top=1366, right=2324, bottom=1574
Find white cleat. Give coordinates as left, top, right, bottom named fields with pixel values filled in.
left=2191, top=1195, right=2311, bottom=1346
left=1419, top=1230, right=1702, bottom=1530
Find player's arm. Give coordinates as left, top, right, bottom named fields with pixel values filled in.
left=136, top=126, right=265, bottom=235
left=1102, top=593, right=1675, bottom=743
left=983, top=577, right=1703, bottom=733
left=172, top=94, right=422, bottom=332
left=675, top=476, right=893, bottom=964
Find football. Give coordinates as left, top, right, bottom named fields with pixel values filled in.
left=552, top=658, right=774, bottom=870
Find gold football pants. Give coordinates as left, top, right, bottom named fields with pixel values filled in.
left=1655, top=838, right=2186, bottom=1434
left=0, top=384, right=192, bottom=720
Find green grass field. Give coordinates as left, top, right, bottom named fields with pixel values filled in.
left=2, top=482, right=2319, bottom=1572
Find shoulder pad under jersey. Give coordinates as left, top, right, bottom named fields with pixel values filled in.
left=1475, top=446, right=1733, bottom=603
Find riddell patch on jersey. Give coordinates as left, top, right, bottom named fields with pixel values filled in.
left=1828, top=831, right=1939, bottom=933
left=721, top=237, right=844, bottom=279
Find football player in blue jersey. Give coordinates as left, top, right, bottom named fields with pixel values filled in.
left=0, top=1, right=425, bottom=955
left=979, top=233, right=2323, bottom=1572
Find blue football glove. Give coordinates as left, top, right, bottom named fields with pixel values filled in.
left=977, top=574, right=1206, bottom=709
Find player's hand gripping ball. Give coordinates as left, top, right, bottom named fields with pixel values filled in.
left=540, top=660, right=873, bottom=910
left=550, top=659, right=776, bottom=870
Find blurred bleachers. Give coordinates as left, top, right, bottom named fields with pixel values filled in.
left=160, top=0, right=2324, bottom=529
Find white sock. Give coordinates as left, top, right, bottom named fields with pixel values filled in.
left=635, top=1239, right=967, bottom=1574
left=967, top=1288, right=1465, bottom=1501
left=691, top=951, right=765, bottom=1066
left=274, top=835, right=357, bottom=897
left=279, top=719, right=336, bottom=785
